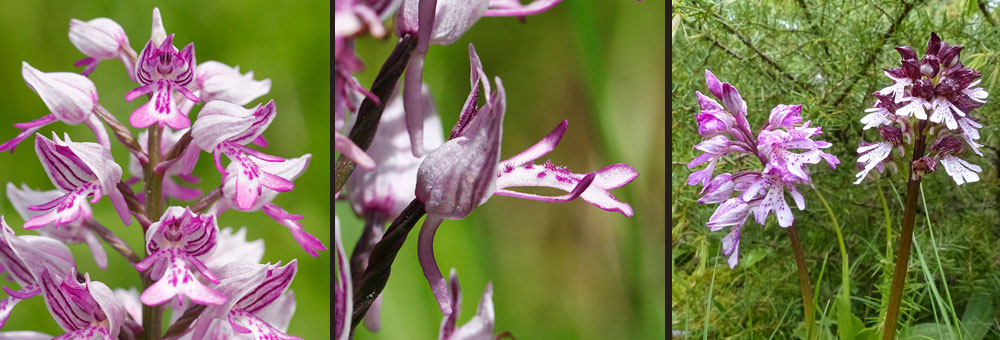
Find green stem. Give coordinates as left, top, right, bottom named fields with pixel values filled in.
left=813, top=185, right=849, bottom=340
left=702, top=244, right=720, bottom=340
left=786, top=225, right=815, bottom=340
left=877, top=179, right=893, bottom=261
left=883, top=120, right=929, bottom=340
left=142, top=125, right=164, bottom=340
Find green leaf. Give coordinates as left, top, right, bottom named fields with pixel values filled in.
left=898, top=323, right=957, bottom=340
left=960, top=292, right=994, bottom=340
left=836, top=296, right=864, bottom=340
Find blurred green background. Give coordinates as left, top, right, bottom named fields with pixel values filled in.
left=673, top=0, right=1000, bottom=338
left=0, top=1, right=329, bottom=339
left=337, top=1, right=666, bottom=339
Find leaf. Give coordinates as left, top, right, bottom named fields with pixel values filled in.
left=855, top=328, right=879, bottom=340
left=898, top=323, right=956, bottom=340
left=960, top=292, right=994, bottom=340
left=739, top=247, right=770, bottom=268
left=836, top=296, right=863, bottom=340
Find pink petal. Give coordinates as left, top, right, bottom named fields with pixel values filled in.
left=499, top=120, right=566, bottom=167
left=228, top=308, right=302, bottom=340
left=484, top=0, right=561, bottom=17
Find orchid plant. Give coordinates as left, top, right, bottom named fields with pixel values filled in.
left=0, top=8, right=322, bottom=340
left=687, top=69, right=840, bottom=337
left=335, top=0, right=637, bottom=338
left=859, top=33, right=989, bottom=340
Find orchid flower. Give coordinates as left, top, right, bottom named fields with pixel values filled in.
left=190, top=261, right=300, bottom=340
left=394, top=0, right=564, bottom=157
left=68, top=17, right=136, bottom=79
left=209, top=154, right=325, bottom=257
left=0, top=62, right=110, bottom=153
left=26, top=133, right=130, bottom=229
left=414, top=44, right=637, bottom=315
left=5, top=183, right=108, bottom=269
left=687, top=70, right=839, bottom=268
left=125, top=9, right=199, bottom=129
left=135, top=207, right=224, bottom=306
left=856, top=32, right=987, bottom=185
left=437, top=269, right=500, bottom=340
left=189, top=100, right=295, bottom=210
left=37, top=269, right=127, bottom=340
left=0, top=217, right=76, bottom=328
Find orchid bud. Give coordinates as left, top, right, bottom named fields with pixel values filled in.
left=878, top=125, right=903, bottom=146
left=69, top=18, right=128, bottom=60
left=192, top=100, right=276, bottom=152
left=919, top=55, right=939, bottom=78
left=912, top=156, right=937, bottom=178
left=767, top=104, right=802, bottom=130
left=69, top=17, right=133, bottom=77
left=930, top=135, right=965, bottom=156
left=697, top=173, right=734, bottom=204
left=22, top=62, right=97, bottom=125
left=938, top=44, right=964, bottom=69
left=196, top=61, right=272, bottom=106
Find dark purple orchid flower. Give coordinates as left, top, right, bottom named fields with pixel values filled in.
left=857, top=32, right=987, bottom=185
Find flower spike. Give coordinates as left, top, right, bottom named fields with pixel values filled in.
left=688, top=70, right=838, bottom=268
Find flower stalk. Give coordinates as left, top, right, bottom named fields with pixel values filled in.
left=141, top=124, right=164, bottom=340
left=334, top=34, right=417, bottom=193
left=882, top=120, right=928, bottom=340
left=786, top=225, right=814, bottom=339
left=351, top=199, right=426, bottom=332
